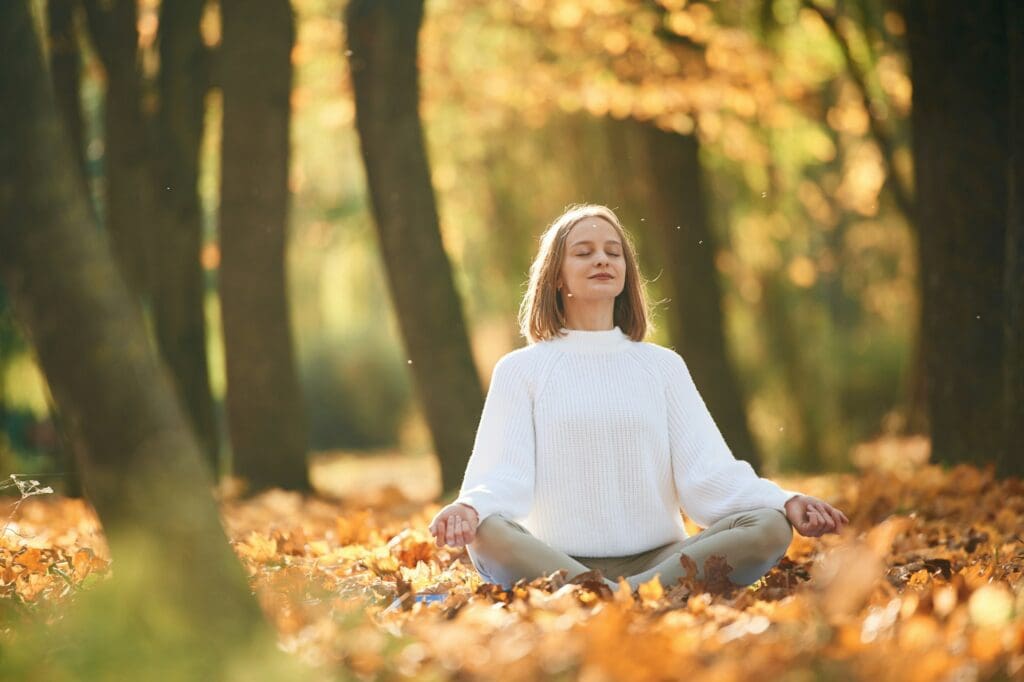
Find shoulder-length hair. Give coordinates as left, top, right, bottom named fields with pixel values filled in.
left=518, top=203, right=652, bottom=344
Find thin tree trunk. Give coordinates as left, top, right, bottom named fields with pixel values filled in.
left=627, top=121, right=764, bottom=471
left=0, top=3, right=280, bottom=673
left=153, top=0, right=219, bottom=471
left=220, top=0, right=309, bottom=492
left=1003, top=0, right=1024, bottom=478
left=81, top=0, right=157, bottom=299
left=47, top=0, right=86, bottom=176
left=346, top=0, right=484, bottom=496
left=905, top=1, right=1008, bottom=467
left=44, top=0, right=87, bottom=497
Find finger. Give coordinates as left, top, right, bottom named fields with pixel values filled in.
left=827, top=507, right=845, bottom=529
left=454, top=517, right=466, bottom=546
left=436, top=519, right=447, bottom=546
left=446, top=517, right=456, bottom=546
left=815, top=506, right=836, bottom=531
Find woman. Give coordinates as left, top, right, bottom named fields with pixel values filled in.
left=428, top=204, right=848, bottom=592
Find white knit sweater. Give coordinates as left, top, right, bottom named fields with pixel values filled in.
left=454, top=325, right=801, bottom=558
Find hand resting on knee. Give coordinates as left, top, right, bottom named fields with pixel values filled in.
left=428, top=502, right=480, bottom=548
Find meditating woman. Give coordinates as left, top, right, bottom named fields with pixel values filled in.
left=428, top=204, right=848, bottom=592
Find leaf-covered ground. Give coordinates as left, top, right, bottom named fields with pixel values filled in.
left=3, top=441, right=1024, bottom=681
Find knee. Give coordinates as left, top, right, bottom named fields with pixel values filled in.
left=470, top=514, right=517, bottom=557
left=749, top=508, right=793, bottom=561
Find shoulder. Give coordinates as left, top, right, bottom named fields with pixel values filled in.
left=632, top=340, right=687, bottom=372
left=494, top=341, right=546, bottom=371
left=488, top=341, right=562, bottom=398
left=488, top=342, right=545, bottom=385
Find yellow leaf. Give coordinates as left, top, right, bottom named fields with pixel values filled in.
left=637, top=575, right=664, bottom=604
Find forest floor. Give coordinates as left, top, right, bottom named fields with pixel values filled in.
left=2, top=437, right=1023, bottom=681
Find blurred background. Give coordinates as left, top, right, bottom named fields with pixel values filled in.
left=2, top=0, right=1019, bottom=500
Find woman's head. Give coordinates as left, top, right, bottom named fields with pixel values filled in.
left=518, top=204, right=651, bottom=343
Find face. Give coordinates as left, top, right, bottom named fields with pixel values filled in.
left=557, top=216, right=626, bottom=301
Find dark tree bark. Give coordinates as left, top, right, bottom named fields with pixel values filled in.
left=0, top=3, right=280, bottom=672
left=81, top=0, right=219, bottom=472
left=44, top=0, right=88, bottom=497
left=81, top=0, right=157, bottom=299
left=629, top=122, right=764, bottom=471
left=1004, top=0, right=1024, bottom=478
left=346, top=0, right=484, bottom=496
left=47, top=0, right=86, bottom=176
left=153, top=0, right=219, bottom=470
left=220, top=0, right=310, bottom=491
left=905, top=1, right=1009, bottom=468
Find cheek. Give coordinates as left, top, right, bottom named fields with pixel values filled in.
left=564, top=261, right=585, bottom=280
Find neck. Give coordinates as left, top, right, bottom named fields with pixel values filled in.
left=562, top=302, right=615, bottom=331
left=549, top=325, right=629, bottom=353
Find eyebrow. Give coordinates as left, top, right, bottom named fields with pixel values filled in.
left=570, top=239, right=622, bottom=248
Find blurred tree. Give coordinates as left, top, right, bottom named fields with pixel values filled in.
left=798, top=0, right=927, bottom=437
left=0, top=1, right=282, bottom=672
left=152, top=0, right=220, bottom=469
left=220, top=0, right=310, bottom=491
left=904, top=0, right=1022, bottom=476
left=80, top=0, right=157, bottom=299
left=346, top=0, right=484, bottom=495
left=617, top=119, right=765, bottom=470
left=82, top=0, right=219, bottom=471
left=47, top=0, right=86, bottom=177
left=1004, top=0, right=1023, bottom=477
left=560, top=111, right=765, bottom=470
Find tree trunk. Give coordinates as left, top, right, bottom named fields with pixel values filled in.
left=47, top=0, right=86, bottom=176
left=153, top=0, right=220, bottom=471
left=905, top=1, right=1009, bottom=467
left=220, top=0, right=309, bottom=492
left=1004, top=0, right=1024, bottom=478
left=346, top=0, right=484, bottom=496
left=0, top=3, right=282, bottom=673
left=589, top=116, right=765, bottom=469
left=43, top=0, right=88, bottom=497
left=81, top=0, right=157, bottom=300
left=628, top=121, right=764, bottom=471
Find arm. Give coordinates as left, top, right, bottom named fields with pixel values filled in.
left=452, top=354, right=535, bottom=524
left=665, top=351, right=801, bottom=528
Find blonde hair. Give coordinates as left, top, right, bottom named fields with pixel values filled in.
left=518, top=204, right=651, bottom=343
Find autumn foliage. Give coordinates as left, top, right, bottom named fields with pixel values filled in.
left=2, top=444, right=1022, bottom=680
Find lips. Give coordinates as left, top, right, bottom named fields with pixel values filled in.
left=590, top=274, right=614, bottom=280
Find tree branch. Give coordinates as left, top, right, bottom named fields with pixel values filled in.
left=802, top=0, right=914, bottom=222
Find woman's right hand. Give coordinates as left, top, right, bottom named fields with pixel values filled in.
left=428, top=502, right=480, bottom=548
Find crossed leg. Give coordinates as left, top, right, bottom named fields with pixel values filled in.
left=623, top=507, right=794, bottom=590
left=466, top=515, right=620, bottom=591
left=467, top=507, right=793, bottom=592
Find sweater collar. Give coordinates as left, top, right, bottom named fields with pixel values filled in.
left=549, top=325, right=630, bottom=353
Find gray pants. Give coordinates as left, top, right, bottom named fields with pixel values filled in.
left=466, top=507, right=793, bottom=591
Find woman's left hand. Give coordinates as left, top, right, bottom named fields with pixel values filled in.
left=784, top=495, right=849, bottom=537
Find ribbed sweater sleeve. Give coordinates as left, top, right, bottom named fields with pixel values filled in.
left=664, top=350, right=800, bottom=528
left=453, top=353, right=535, bottom=524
